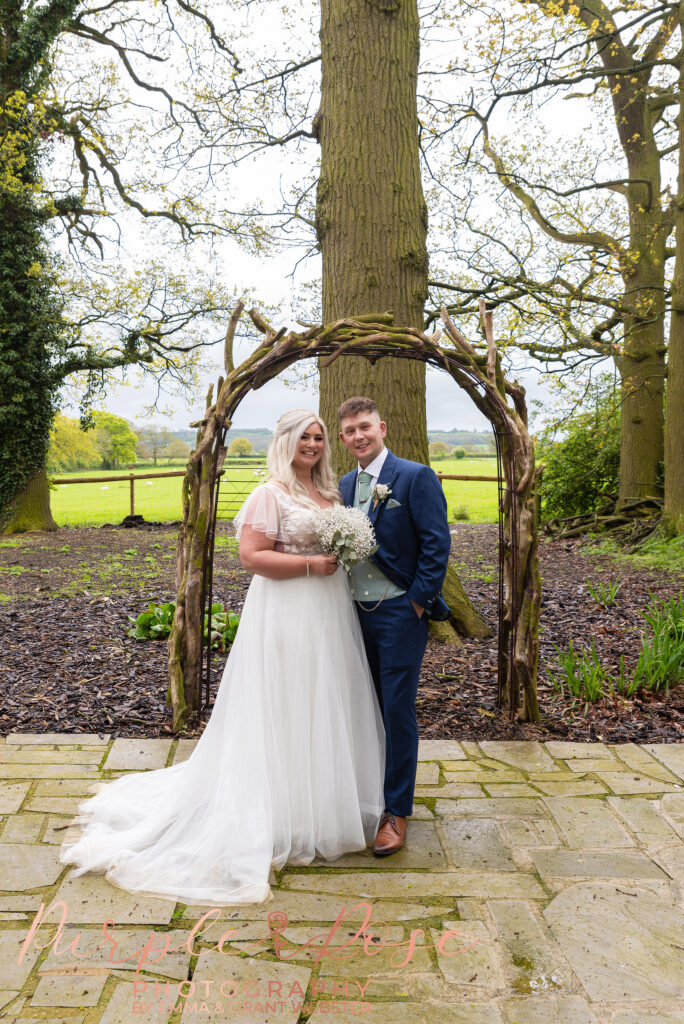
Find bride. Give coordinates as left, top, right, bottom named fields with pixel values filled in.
left=58, top=410, right=386, bottom=905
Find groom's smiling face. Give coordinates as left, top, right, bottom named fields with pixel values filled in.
left=339, top=411, right=387, bottom=468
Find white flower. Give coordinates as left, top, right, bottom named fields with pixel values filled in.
left=371, top=483, right=392, bottom=510
left=313, top=506, right=378, bottom=572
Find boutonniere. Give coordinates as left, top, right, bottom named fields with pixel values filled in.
left=371, top=484, right=392, bottom=511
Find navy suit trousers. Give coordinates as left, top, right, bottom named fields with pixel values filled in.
left=355, top=592, right=429, bottom=817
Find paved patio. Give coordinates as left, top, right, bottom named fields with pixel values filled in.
left=0, top=734, right=683, bottom=1023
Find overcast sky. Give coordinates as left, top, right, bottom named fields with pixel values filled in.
left=57, top=0, right=599, bottom=437
left=58, top=217, right=554, bottom=435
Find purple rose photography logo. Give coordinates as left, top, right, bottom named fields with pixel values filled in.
left=18, top=898, right=482, bottom=1015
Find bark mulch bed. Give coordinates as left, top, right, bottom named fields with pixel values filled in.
left=0, top=523, right=682, bottom=742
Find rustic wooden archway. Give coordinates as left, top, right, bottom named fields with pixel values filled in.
left=166, top=302, right=542, bottom=731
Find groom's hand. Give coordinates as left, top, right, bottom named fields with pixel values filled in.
left=410, top=599, right=424, bottom=618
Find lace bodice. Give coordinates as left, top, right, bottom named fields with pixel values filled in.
left=269, top=483, right=330, bottom=556
left=234, top=481, right=337, bottom=556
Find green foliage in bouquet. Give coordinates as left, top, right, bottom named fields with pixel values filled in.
left=128, top=601, right=240, bottom=650
left=313, top=506, right=378, bottom=572
left=330, top=528, right=378, bottom=572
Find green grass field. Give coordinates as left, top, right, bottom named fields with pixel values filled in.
left=433, top=457, right=498, bottom=522
left=49, top=457, right=499, bottom=526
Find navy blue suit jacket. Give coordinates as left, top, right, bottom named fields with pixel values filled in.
left=339, top=449, right=452, bottom=620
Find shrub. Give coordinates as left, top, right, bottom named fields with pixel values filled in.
left=535, top=375, right=620, bottom=519
left=429, top=441, right=451, bottom=460
left=453, top=448, right=466, bottom=460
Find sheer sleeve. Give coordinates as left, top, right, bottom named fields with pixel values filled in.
left=233, top=484, right=284, bottom=542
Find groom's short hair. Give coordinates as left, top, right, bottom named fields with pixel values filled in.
left=337, top=396, right=380, bottom=422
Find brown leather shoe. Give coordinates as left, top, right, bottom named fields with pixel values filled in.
left=373, top=811, right=407, bottom=856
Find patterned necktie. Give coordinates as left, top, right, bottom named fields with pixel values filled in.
left=358, top=470, right=373, bottom=506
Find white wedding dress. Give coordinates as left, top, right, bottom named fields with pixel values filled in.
left=58, top=482, right=386, bottom=905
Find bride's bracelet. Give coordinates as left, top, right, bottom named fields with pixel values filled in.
left=306, top=555, right=310, bottom=578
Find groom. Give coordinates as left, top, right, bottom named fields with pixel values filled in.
left=338, top=397, right=452, bottom=856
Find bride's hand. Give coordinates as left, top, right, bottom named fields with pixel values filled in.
left=309, top=554, right=339, bottom=576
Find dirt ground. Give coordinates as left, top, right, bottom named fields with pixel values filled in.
left=1, top=522, right=682, bottom=741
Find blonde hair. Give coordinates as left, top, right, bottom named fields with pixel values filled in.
left=266, top=409, right=341, bottom=509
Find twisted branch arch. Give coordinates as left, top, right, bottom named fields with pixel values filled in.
left=166, top=302, right=542, bottom=731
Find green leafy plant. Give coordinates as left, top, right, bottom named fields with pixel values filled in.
left=631, top=594, right=684, bottom=695
left=536, top=374, right=620, bottom=520
left=451, top=503, right=469, bottom=521
left=549, top=594, right=684, bottom=703
left=127, top=600, right=240, bottom=650
left=205, top=603, right=241, bottom=650
left=548, top=639, right=607, bottom=703
left=215, top=536, right=239, bottom=555
left=127, top=601, right=176, bottom=640
left=585, top=578, right=622, bottom=608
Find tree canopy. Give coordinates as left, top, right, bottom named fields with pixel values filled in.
left=92, top=411, right=137, bottom=469
left=2, top=0, right=683, bottom=532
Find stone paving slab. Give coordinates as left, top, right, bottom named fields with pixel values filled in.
left=309, top=1003, right=503, bottom=1024
left=532, top=779, right=608, bottom=797
left=1, top=735, right=684, bottom=1024
left=541, top=796, right=635, bottom=848
left=0, top=781, right=30, bottom=814
left=644, top=743, right=684, bottom=781
left=103, top=738, right=172, bottom=770
left=310, top=820, right=447, bottom=869
left=608, top=796, right=684, bottom=845
left=5, top=733, right=111, bottom=745
left=612, top=1013, right=684, bottom=1024
left=591, top=772, right=683, bottom=795
left=0, top=764, right=100, bottom=780
left=283, top=870, right=547, bottom=899
left=502, top=995, right=600, bottom=1023
left=39, top=924, right=193, bottom=980
left=531, top=847, right=670, bottom=880
left=544, top=881, right=684, bottom=1002
left=98, top=980, right=173, bottom=1024
left=0, top=748, right=106, bottom=764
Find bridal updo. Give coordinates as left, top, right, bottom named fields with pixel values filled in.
left=266, top=409, right=341, bottom=510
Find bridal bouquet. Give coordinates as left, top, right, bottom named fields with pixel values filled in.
left=313, top=506, right=378, bottom=572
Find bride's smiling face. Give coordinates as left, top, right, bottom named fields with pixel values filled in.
left=292, top=422, right=325, bottom=474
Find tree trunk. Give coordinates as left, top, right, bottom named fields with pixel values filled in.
left=316, top=0, right=488, bottom=641
left=316, top=0, right=428, bottom=476
left=166, top=412, right=218, bottom=731
left=616, top=213, right=666, bottom=503
left=665, top=20, right=684, bottom=536
left=606, top=31, right=666, bottom=504
left=2, top=467, right=57, bottom=534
